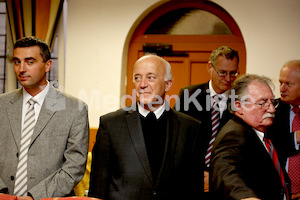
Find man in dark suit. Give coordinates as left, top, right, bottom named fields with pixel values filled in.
left=267, top=60, right=300, bottom=200
left=89, top=54, right=204, bottom=200
left=174, top=46, right=239, bottom=193
left=211, top=74, right=291, bottom=200
left=0, top=37, right=89, bottom=200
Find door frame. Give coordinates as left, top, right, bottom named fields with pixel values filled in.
left=125, top=0, right=246, bottom=106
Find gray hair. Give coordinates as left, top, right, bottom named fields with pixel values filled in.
left=162, top=58, right=172, bottom=81
left=229, top=74, right=274, bottom=113
left=135, top=53, right=172, bottom=81
left=209, top=46, right=239, bottom=67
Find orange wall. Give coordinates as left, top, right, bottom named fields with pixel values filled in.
left=89, top=128, right=97, bottom=152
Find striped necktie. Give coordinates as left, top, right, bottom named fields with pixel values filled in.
left=14, top=98, right=37, bottom=196
left=288, top=106, right=300, bottom=194
left=205, top=95, right=220, bottom=167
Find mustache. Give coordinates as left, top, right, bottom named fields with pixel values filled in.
left=138, top=89, right=146, bottom=94
left=262, top=113, right=275, bottom=119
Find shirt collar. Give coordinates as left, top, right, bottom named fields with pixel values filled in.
left=290, top=104, right=300, bottom=110
left=138, top=101, right=166, bottom=119
left=208, top=80, right=229, bottom=100
left=22, top=82, right=50, bottom=106
left=253, top=128, right=265, bottom=142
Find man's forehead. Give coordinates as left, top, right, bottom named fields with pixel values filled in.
left=14, top=46, right=40, bottom=55
left=248, top=82, right=273, bottom=98
left=133, top=64, right=163, bottom=74
left=13, top=47, right=42, bottom=60
left=280, top=66, right=300, bottom=80
left=215, top=56, right=238, bottom=70
left=134, top=71, right=157, bottom=76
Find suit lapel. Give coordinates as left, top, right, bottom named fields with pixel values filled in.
left=277, top=101, right=291, bottom=133
left=197, top=82, right=211, bottom=118
left=220, top=109, right=232, bottom=127
left=125, top=110, right=153, bottom=183
left=6, top=89, right=23, bottom=150
left=30, top=86, right=58, bottom=146
left=241, top=117, right=285, bottom=187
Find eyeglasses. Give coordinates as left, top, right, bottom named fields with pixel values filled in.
left=246, top=99, right=275, bottom=110
left=211, top=64, right=239, bottom=78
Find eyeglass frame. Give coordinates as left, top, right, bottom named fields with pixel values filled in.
left=211, top=63, right=239, bottom=78
left=244, top=99, right=275, bottom=110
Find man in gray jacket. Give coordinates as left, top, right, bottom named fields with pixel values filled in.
left=0, top=36, right=89, bottom=200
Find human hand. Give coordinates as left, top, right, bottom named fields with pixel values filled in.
left=17, top=196, right=33, bottom=200
left=204, top=171, right=209, bottom=192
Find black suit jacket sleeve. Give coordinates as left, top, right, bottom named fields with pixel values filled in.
left=267, top=100, right=298, bottom=164
left=89, top=116, right=110, bottom=199
left=175, top=83, right=209, bottom=116
left=210, top=121, right=257, bottom=200
left=211, top=117, right=289, bottom=200
left=175, top=82, right=233, bottom=172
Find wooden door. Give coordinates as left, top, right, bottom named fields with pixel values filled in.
left=126, top=39, right=246, bottom=108
left=125, top=1, right=246, bottom=108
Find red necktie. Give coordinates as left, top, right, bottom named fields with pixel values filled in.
left=205, top=95, right=220, bottom=167
left=264, top=138, right=289, bottom=199
left=264, top=138, right=285, bottom=184
left=288, top=106, right=300, bottom=194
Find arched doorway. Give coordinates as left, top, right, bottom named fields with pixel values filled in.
left=126, top=0, right=246, bottom=107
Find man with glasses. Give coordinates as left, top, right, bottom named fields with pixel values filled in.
left=211, top=74, right=291, bottom=200
left=174, top=46, right=239, bottom=197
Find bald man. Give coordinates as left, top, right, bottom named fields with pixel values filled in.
left=89, top=54, right=204, bottom=200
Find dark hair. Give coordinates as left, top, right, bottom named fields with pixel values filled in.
left=209, top=46, right=239, bottom=66
left=14, top=36, right=51, bottom=62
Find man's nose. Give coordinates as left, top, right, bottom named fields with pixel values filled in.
left=224, top=73, right=231, bottom=81
left=140, top=78, right=148, bottom=87
left=280, top=83, right=287, bottom=92
left=19, top=62, right=26, bottom=72
left=268, top=102, right=276, bottom=113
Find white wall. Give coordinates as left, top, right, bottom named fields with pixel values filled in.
left=65, top=0, right=300, bottom=128
left=214, top=0, right=300, bottom=94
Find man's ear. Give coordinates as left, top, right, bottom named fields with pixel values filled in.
left=207, top=62, right=213, bottom=73
left=234, top=100, right=243, bottom=115
left=165, top=79, right=173, bottom=92
left=45, top=59, right=52, bottom=73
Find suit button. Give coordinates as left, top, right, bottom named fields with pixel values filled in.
left=152, top=191, right=157, bottom=196
left=11, top=176, right=14, bottom=180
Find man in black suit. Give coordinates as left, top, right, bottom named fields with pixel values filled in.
left=211, top=74, right=291, bottom=200
left=267, top=60, right=300, bottom=200
left=174, top=46, right=239, bottom=193
left=89, top=54, right=204, bottom=200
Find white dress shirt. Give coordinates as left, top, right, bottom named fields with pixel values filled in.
left=138, top=101, right=166, bottom=119
left=21, top=82, right=50, bottom=130
left=208, top=80, right=229, bottom=118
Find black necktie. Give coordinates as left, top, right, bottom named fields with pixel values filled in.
left=146, top=112, right=156, bottom=121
